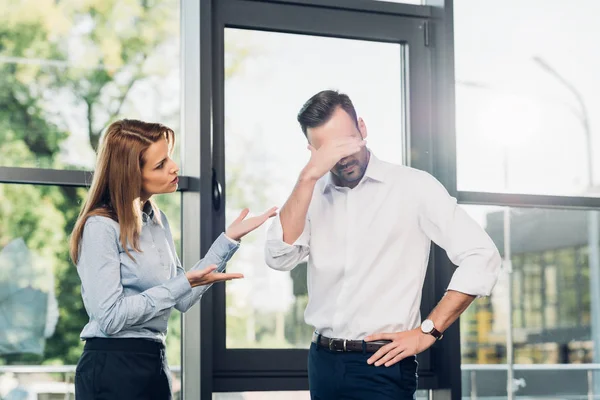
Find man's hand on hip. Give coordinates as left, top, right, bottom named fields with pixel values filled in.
left=364, top=328, right=436, bottom=367
left=300, top=137, right=365, bottom=181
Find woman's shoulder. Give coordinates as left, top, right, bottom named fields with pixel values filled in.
left=85, top=209, right=120, bottom=232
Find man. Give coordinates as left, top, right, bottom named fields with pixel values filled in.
left=264, top=90, right=501, bottom=399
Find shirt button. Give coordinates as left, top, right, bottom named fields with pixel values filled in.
left=163, top=317, right=167, bottom=321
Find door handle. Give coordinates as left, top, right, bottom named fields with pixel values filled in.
left=212, top=168, right=222, bottom=212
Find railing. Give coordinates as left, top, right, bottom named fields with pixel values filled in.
left=0, top=365, right=182, bottom=399
left=0, top=365, right=182, bottom=373
left=462, top=363, right=600, bottom=400
left=2, top=364, right=600, bottom=399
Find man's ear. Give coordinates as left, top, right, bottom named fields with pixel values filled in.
left=358, top=117, right=368, bottom=140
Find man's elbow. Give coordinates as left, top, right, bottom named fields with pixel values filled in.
left=264, top=250, right=298, bottom=272
left=479, top=248, right=503, bottom=296
left=490, top=248, right=502, bottom=275
left=264, top=256, right=296, bottom=271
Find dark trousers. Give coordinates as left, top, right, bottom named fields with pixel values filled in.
left=75, top=338, right=172, bottom=400
left=308, top=342, right=418, bottom=400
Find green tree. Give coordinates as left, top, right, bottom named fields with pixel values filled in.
left=0, top=0, right=181, bottom=366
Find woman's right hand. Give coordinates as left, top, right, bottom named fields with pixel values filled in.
left=186, top=265, right=243, bottom=288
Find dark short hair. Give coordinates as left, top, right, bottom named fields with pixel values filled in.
left=297, top=90, right=358, bottom=137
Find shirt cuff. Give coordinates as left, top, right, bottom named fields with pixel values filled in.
left=164, top=273, right=193, bottom=302
left=224, top=233, right=240, bottom=245
left=268, top=215, right=310, bottom=247
left=446, top=254, right=502, bottom=297
left=211, top=232, right=241, bottom=266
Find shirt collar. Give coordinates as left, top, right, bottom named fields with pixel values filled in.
left=141, top=201, right=155, bottom=223
left=322, top=150, right=386, bottom=194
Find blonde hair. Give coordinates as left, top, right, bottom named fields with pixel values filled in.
left=70, top=119, right=175, bottom=264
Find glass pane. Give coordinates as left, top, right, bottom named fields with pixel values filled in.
left=0, top=0, right=181, bottom=170
left=213, top=392, right=310, bottom=399
left=454, top=0, right=600, bottom=197
left=0, top=185, right=182, bottom=399
left=0, top=183, right=86, bottom=394
left=460, top=205, right=599, bottom=398
left=213, top=390, right=430, bottom=399
left=154, top=193, right=182, bottom=398
left=224, top=29, right=404, bottom=348
left=372, top=0, right=423, bottom=3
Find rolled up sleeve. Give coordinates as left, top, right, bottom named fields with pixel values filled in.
left=417, top=173, right=501, bottom=297
left=264, top=214, right=310, bottom=271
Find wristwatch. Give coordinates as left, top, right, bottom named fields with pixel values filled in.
left=420, top=319, right=443, bottom=340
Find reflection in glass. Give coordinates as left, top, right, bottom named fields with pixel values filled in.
left=154, top=193, right=183, bottom=371
left=461, top=205, right=597, bottom=397
left=455, top=0, right=600, bottom=197
left=224, top=28, right=404, bottom=349
left=372, top=0, right=423, bottom=4
left=0, top=186, right=183, bottom=397
left=212, top=390, right=430, bottom=399
left=0, top=0, right=181, bottom=170
left=0, top=184, right=88, bottom=367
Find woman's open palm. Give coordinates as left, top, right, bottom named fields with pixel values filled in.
left=226, top=207, right=278, bottom=241
left=186, top=265, right=244, bottom=287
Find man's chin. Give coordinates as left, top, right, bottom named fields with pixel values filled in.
left=340, top=172, right=362, bottom=183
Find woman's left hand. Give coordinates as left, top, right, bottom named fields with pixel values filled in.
left=226, top=207, right=278, bottom=241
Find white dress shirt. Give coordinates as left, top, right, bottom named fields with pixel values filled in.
left=264, top=152, right=501, bottom=340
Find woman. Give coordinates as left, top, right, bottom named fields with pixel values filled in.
left=69, top=119, right=276, bottom=399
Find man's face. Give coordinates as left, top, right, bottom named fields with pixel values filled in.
left=307, top=107, right=369, bottom=186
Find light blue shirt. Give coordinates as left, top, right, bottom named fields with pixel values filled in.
left=77, top=206, right=239, bottom=343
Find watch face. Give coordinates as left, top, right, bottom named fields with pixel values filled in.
left=421, top=319, right=434, bottom=333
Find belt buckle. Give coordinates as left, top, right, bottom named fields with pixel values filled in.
left=329, top=338, right=346, bottom=352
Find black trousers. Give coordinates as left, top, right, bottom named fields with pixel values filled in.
left=75, top=338, right=172, bottom=400
left=308, top=342, right=418, bottom=400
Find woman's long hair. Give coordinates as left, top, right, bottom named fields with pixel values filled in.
left=70, top=119, right=175, bottom=264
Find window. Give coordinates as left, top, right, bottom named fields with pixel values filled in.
left=460, top=205, right=597, bottom=396
left=0, top=0, right=181, bottom=170
left=454, top=0, right=600, bottom=197
left=224, top=28, right=404, bottom=350
left=209, top=0, right=438, bottom=393
left=0, top=1, right=182, bottom=397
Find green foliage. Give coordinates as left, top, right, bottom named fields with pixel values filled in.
left=0, top=0, right=310, bottom=371
left=0, top=0, right=181, bottom=367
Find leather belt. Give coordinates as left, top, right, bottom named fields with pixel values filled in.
left=311, top=332, right=391, bottom=353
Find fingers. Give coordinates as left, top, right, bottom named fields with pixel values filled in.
left=367, top=341, right=397, bottom=365
left=338, top=140, right=366, bottom=158
left=262, top=206, right=278, bottom=219
left=365, top=333, right=395, bottom=342
left=384, top=351, right=408, bottom=367
left=378, top=346, right=405, bottom=367
left=234, top=208, right=250, bottom=223
left=195, top=265, right=218, bottom=277
left=334, top=137, right=366, bottom=149
left=186, top=265, right=218, bottom=287
left=206, top=272, right=244, bottom=283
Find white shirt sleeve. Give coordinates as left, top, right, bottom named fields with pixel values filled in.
left=417, top=172, right=502, bottom=297
left=264, top=213, right=310, bottom=271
